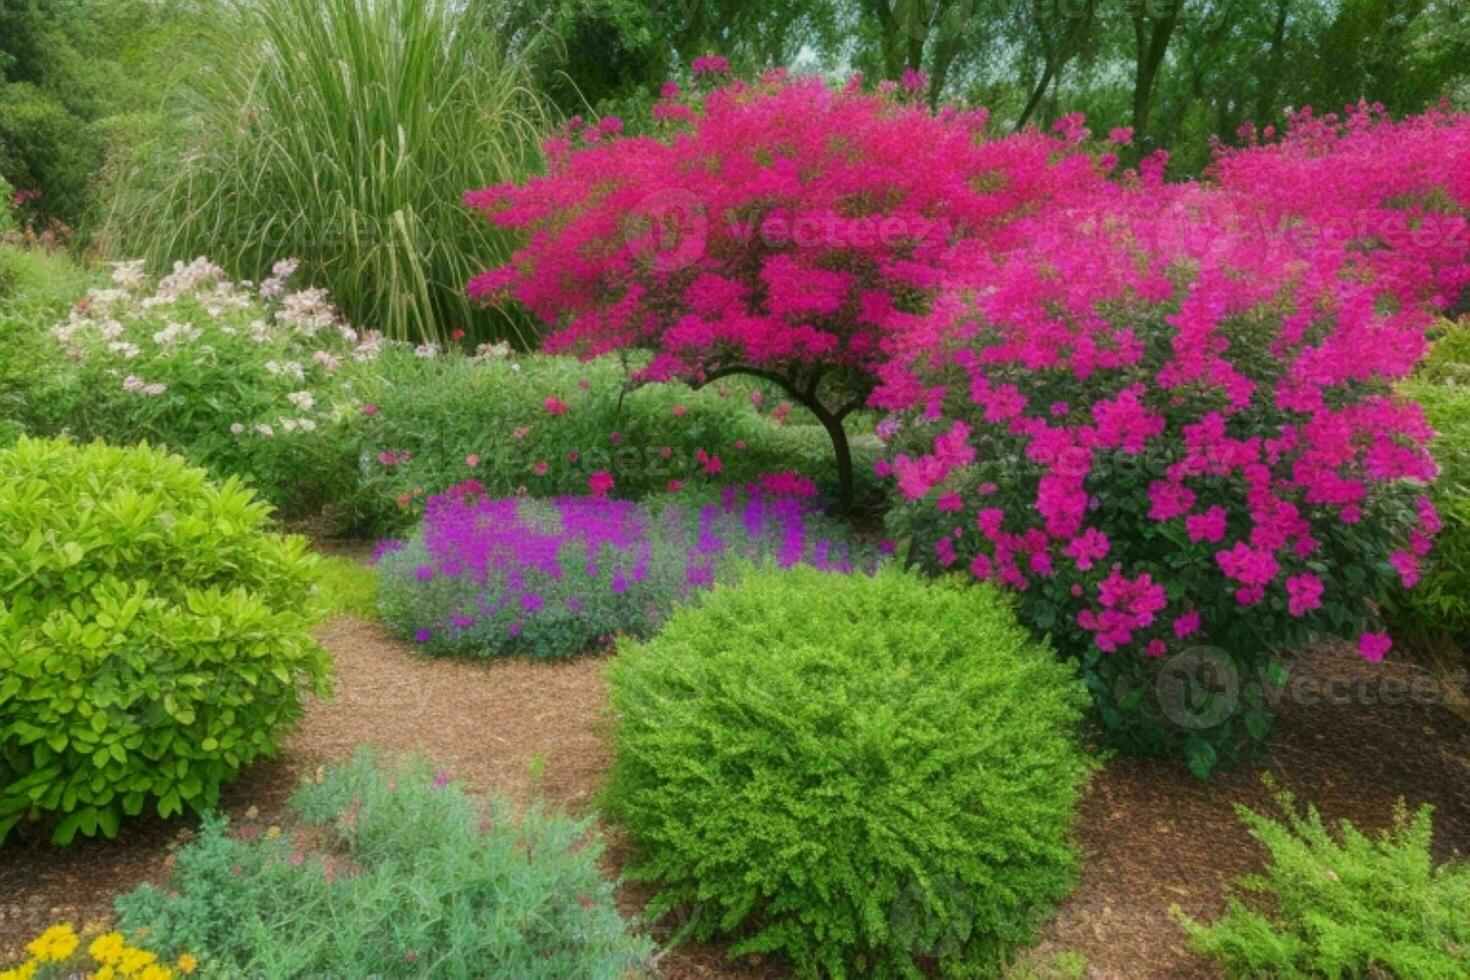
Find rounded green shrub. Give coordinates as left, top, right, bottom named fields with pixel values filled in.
left=0, top=438, right=332, bottom=845
left=605, top=565, right=1094, bottom=978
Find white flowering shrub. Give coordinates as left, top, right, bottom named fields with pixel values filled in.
left=48, top=258, right=380, bottom=517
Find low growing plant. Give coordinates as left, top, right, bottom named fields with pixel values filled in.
left=379, top=481, right=876, bottom=659
left=343, top=344, right=880, bottom=532
left=0, top=922, right=190, bottom=980
left=606, top=566, right=1093, bottom=977
left=1177, top=787, right=1470, bottom=977
left=115, top=749, right=652, bottom=978
left=0, top=438, right=331, bottom=844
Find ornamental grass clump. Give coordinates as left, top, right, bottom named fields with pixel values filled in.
left=378, top=481, right=874, bottom=659
left=605, top=566, right=1092, bottom=978
left=0, top=438, right=331, bottom=845
left=103, top=0, right=546, bottom=344
left=114, top=749, right=652, bottom=977
left=878, top=106, right=1470, bottom=775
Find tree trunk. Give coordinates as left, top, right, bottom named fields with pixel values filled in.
left=693, top=364, right=860, bottom=512
left=1130, top=0, right=1183, bottom=144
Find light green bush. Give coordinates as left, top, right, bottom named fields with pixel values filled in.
left=1178, top=788, right=1470, bottom=978
left=606, top=566, right=1093, bottom=978
left=115, top=749, right=653, bottom=977
left=0, top=438, right=331, bottom=845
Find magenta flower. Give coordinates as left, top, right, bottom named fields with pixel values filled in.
left=1285, top=573, right=1324, bottom=617
left=588, top=470, right=615, bottom=496
left=543, top=396, right=569, bottom=416
left=1358, top=632, right=1392, bottom=662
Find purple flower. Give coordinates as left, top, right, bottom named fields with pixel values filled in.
left=432, top=770, right=451, bottom=790
left=414, top=565, right=435, bottom=581
left=372, top=539, right=405, bottom=563
left=413, top=629, right=433, bottom=644
left=521, top=592, right=544, bottom=612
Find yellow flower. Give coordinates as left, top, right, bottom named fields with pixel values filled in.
left=175, top=953, right=197, bottom=975
left=137, top=965, right=174, bottom=980
left=89, top=931, right=128, bottom=966
left=25, top=923, right=79, bottom=963
left=95, top=967, right=117, bottom=980
left=117, top=946, right=157, bottom=975
left=0, top=961, right=39, bottom=980
left=265, top=825, right=281, bottom=839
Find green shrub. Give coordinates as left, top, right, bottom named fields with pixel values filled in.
left=343, top=347, right=881, bottom=533
left=0, top=242, right=99, bottom=435
left=1389, top=323, right=1470, bottom=657
left=115, top=749, right=653, bottom=977
left=0, top=174, right=15, bottom=235
left=39, top=256, right=365, bottom=519
left=0, top=438, right=331, bottom=845
left=1178, top=788, right=1470, bottom=978
left=606, top=566, right=1093, bottom=978
left=101, top=0, right=547, bottom=345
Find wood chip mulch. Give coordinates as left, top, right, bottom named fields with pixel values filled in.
left=2, top=620, right=1466, bottom=978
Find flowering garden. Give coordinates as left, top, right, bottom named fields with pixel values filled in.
left=2, top=2, right=1470, bottom=977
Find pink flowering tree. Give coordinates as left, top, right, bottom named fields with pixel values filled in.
left=876, top=108, right=1469, bottom=775
left=464, top=63, right=1101, bottom=508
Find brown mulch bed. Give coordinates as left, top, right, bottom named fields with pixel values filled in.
left=2, top=620, right=1466, bottom=977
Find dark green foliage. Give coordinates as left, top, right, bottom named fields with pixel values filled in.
left=1179, top=788, right=1470, bottom=978
left=0, top=438, right=332, bottom=845
left=115, top=750, right=653, bottom=977
left=606, top=566, right=1093, bottom=978
left=0, top=0, right=209, bottom=231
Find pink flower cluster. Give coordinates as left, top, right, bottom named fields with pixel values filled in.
left=465, top=66, right=1098, bottom=394
left=876, top=104, right=1468, bottom=663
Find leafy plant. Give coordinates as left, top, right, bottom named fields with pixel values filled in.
left=1177, top=787, right=1470, bottom=978
left=115, top=749, right=653, bottom=978
left=0, top=438, right=331, bottom=845
left=379, top=482, right=877, bottom=659
left=101, top=0, right=547, bottom=345
left=606, top=566, right=1093, bottom=977
left=0, top=241, right=100, bottom=434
